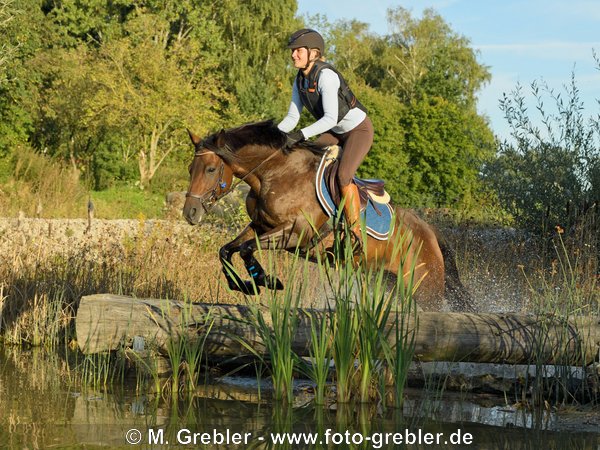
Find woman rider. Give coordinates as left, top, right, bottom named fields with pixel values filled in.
left=277, top=28, right=374, bottom=247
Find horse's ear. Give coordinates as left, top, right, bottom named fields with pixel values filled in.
left=215, top=129, right=227, bottom=148
left=187, top=129, right=201, bottom=146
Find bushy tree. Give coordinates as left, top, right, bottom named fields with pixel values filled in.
left=30, top=46, right=97, bottom=172
left=47, top=0, right=128, bottom=48
left=399, top=95, right=494, bottom=206
left=87, top=12, right=229, bottom=187
left=381, top=7, right=491, bottom=106
left=0, top=0, right=57, bottom=155
left=0, top=0, right=15, bottom=81
left=211, top=0, right=300, bottom=119
left=484, top=74, right=600, bottom=233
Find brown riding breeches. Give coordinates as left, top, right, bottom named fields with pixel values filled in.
left=314, top=117, right=374, bottom=187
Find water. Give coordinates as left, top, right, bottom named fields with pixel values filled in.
left=1, top=349, right=598, bottom=449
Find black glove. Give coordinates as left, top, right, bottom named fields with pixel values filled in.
left=285, top=130, right=305, bottom=148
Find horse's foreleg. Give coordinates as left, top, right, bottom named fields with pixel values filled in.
left=239, top=224, right=301, bottom=291
left=219, top=224, right=261, bottom=295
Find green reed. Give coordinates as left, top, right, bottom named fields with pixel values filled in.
left=301, top=216, right=417, bottom=406
left=238, top=243, right=304, bottom=403
left=79, top=351, right=123, bottom=389
left=133, top=299, right=217, bottom=395
left=325, top=232, right=359, bottom=404
left=304, top=305, right=331, bottom=406
left=385, top=226, right=419, bottom=408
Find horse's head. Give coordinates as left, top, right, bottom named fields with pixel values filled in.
left=183, top=129, right=233, bottom=225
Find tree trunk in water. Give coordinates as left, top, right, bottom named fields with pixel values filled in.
left=76, top=294, right=600, bottom=366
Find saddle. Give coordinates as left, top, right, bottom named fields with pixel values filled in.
left=315, top=146, right=394, bottom=241
left=323, top=146, right=390, bottom=212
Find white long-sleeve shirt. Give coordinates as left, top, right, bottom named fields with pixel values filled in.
left=277, top=68, right=366, bottom=139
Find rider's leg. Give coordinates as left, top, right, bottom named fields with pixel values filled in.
left=314, top=132, right=340, bottom=147
left=336, top=117, right=374, bottom=246
left=340, top=182, right=362, bottom=239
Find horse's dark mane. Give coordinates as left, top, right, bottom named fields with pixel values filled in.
left=205, top=120, right=328, bottom=158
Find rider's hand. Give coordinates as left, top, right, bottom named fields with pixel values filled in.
left=285, top=130, right=305, bottom=148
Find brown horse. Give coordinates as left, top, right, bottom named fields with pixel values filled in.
left=183, top=121, right=471, bottom=311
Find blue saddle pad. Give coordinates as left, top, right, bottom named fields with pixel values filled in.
left=315, top=152, right=394, bottom=241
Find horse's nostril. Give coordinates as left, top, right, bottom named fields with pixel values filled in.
left=190, top=207, right=197, bottom=218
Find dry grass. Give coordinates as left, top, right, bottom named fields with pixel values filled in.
left=0, top=145, right=88, bottom=218
left=0, top=217, right=326, bottom=346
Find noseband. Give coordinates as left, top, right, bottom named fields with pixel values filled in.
left=185, top=150, right=229, bottom=212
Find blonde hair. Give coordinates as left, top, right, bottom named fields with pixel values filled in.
left=309, top=48, right=325, bottom=62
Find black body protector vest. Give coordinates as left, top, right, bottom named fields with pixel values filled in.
left=296, top=61, right=367, bottom=123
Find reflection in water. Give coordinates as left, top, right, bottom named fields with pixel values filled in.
left=0, top=349, right=598, bottom=449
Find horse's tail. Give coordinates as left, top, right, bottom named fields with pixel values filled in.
left=436, top=233, right=475, bottom=312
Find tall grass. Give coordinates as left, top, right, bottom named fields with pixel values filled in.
left=326, top=235, right=359, bottom=404
left=521, top=229, right=599, bottom=406
left=239, top=246, right=304, bottom=403
left=162, top=301, right=216, bottom=394
left=312, top=221, right=420, bottom=406
left=0, top=145, right=171, bottom=219
left=0, top=284, right=5, bottom=345
left=0, top=144, right=87, bottom=218
left=305, top=305, right=331, bottom=406
left=0, top=218, right=242, bottom=347
left=386, top=229, right=419, bottom=409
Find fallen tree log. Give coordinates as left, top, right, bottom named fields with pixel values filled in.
left=76, top=294, right=600, bottom=365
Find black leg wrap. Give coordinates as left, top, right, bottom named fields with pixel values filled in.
left=220, top=245, right=261, bottom=295
left=242, top=254, right=283, bottom=291
left=223, top=269, right=260, bottom=295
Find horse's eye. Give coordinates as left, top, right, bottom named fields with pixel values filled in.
left=207, top=167, right=217, bottom=174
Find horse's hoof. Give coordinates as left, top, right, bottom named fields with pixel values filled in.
left=229, top=279, right=260, bottom=295
left=254, top=274, right=284, bottom=291
left=268, top=276, right=284, bottom=291
left=242, top=280, right=260, bottom=295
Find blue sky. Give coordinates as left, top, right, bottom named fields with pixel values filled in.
left=297, top=0, right=600, bottom=139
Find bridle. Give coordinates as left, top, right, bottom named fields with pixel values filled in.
left=185, top=144, right=282, bottom=212
left=185, top=150, right=228, bottom=213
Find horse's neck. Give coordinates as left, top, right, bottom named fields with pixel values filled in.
left=227, top=148, right=275, bottom=192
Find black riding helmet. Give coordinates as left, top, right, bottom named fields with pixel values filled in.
left=287, top=28, right=324, bottom=54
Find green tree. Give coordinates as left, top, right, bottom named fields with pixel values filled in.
left=0, top=0, right=51, bottom=155
left=382, top=7, right=490, bottom=106
left=484, top=75, right=600, bottom=233
left=321, top=19, right=382, bottom=87
left=87, top=12, right=230, bottom=187
left=47, top=0, right=127, bottom=48
left=0, top=0, right=16, bottom=82
left=351, top=83, right=411, bottom=202
left=213, top=0, right=300, bottom=119
left=31, top=46, right=98, bottom=173
left=316, top=11, right=494, bottom=207
left=399, top=95, right=494, bottom=206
